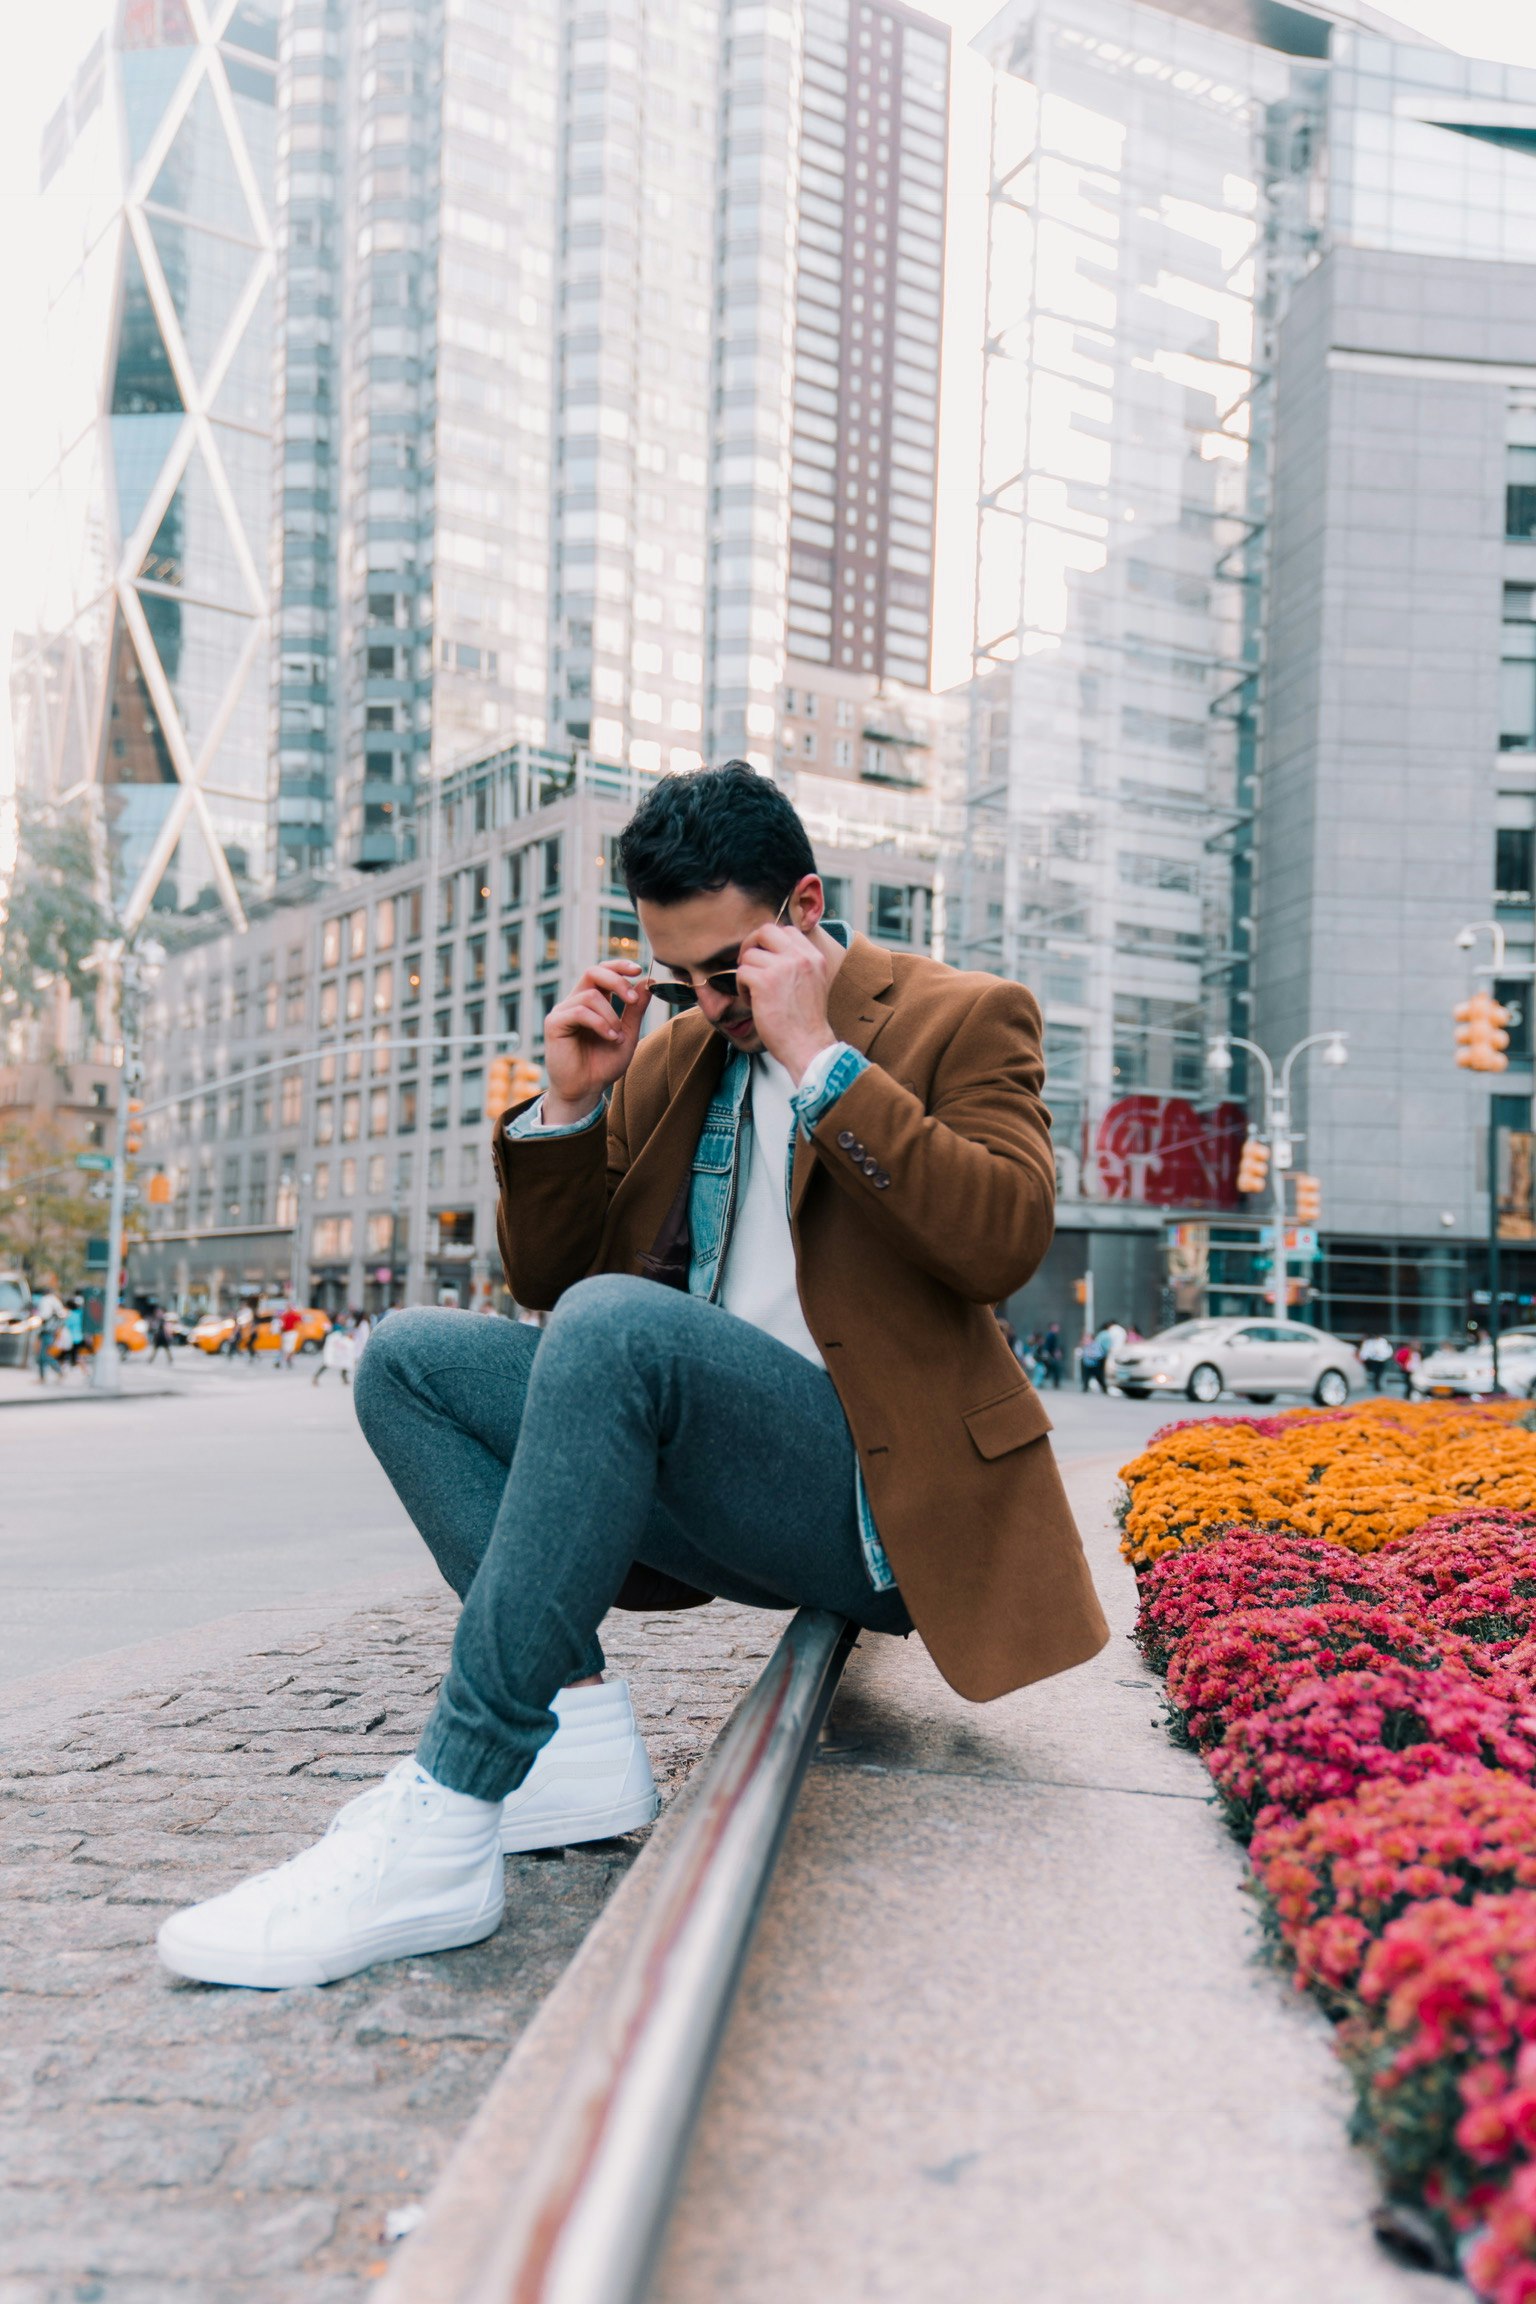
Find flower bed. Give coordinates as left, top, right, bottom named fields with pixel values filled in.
left=1124, top=1401, right=1536, bottom=2293
left=1120, top=1399, right=1536, bottom=1569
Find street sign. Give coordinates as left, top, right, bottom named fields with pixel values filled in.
left=75, top=1152, right=112, bottom=1172
left=1286, top=1225, right=1319, bottom=1264
left=85, top=1235, right=109, bottom=1270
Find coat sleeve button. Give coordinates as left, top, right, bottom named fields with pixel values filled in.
left=873, top=1170, right=890, bottom=1189
left=837, top=1129, right=856, bottom=1150
left=863, top=1155, right=880, bottom=1176
left=851, top=1139, right=867, bottom=1159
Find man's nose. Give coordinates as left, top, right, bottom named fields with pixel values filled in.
left=696, top=982, right=737, bottom=1024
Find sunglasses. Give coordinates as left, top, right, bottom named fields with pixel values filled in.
left=645, top=895, right=792, bottom=1009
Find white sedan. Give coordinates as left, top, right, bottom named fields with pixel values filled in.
left=1412, top=1336, right=1536, bottom=1400
left=1107, top=1317, right=1362, bottom=1407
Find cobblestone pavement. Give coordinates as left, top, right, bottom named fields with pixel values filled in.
left=0, top=1590, right=786, bottom=2303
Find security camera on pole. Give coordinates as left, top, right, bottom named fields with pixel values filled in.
left=1207, top=1030, right=1349, bottom=1320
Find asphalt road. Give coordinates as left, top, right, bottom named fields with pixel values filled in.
left=0, top=1353, right=424, bottom=1688
left=0, top=1350, right=1175, bottom=1691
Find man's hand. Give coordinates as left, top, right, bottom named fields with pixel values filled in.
left=734, top=924, right=837, bottom=1083
left=542, top=961, right=652, bottom=1125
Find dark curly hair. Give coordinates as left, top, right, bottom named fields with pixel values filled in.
left=615, top=761, right=817, bottom=909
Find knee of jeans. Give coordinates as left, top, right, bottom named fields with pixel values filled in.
left=543, top=1273, right=662, bottom=1371
left=353, top=1306, right=456, bottom=1428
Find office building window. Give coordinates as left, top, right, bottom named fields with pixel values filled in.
left=404, top=886, right=423, bottom=942
left=538, top=911, right=561, bottom=971
left=1509, top=444, right=1536, bottom=540
left=541, top=836, right=562, bottom=898
left=460, top=1069, right=484, bottom=1126
left=502, top=922, right=522, bottom=977
left=375, top=897, right=396, bottom=953
left=368, top=1088, right=390, bottom=1137
left=500, top=992, right=522, bottom=1042
left=1504, top=589, right=1536, bottom=751
left=398, top=1082, right=418, bottom=1134
left=502, top=850, right=524, bottom=908
left=1498, top=828, right=1535, bottom=906
left=430, top=1075, right=450, bottom=1130
left=603, top=910, right=641, bottom=964
left=341, top=1093, right=361, bottom=1141
left=870, top=882, right=922, bottom=947
left=321, top=918, right=342, bottom=969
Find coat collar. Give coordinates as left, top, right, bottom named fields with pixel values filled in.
left=826, top=932, right=896, bottom=1059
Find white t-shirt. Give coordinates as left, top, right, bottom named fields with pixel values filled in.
left=718, top=1051, right=822, bottom=1367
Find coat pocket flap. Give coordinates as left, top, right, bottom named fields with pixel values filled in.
left=963, top=1384, right=1053, bottom=1461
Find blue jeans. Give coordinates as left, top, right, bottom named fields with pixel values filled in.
left=354, top=1278, right=912, bottom=1801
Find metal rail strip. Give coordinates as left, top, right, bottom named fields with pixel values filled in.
left=460, top=1605, right=856, bottom=2304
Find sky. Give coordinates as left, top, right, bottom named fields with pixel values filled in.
left=3, top=0, right=1536, bottom=782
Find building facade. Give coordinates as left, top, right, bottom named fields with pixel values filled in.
left=13, top=0, right=280, bottom=933
left=262, top=0, right=952, bottom=882
left=1255, top=27, right=1536, bottom=1343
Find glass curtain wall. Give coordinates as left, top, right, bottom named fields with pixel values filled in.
left=965, top=0, right=1291, bottom=1188
left=13, top=0, right=279, bottom=931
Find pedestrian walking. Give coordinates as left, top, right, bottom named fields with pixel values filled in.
left=62, top=1297, right=87, bottom=1371
left=158, top=758, right=1106, bottom=1990
left=1358, top=1333, right=1393, bottom=1392
left=146, top=1307, right=174, bottom=1368
left=278, top=1303, right=303, bottom=1370
left=1041, top=1321, right=1064, bottom=1389
left=312, top=1320, right=356, bottom=1388
left=350, top=1313, right=371, bottom=1359
left=1080, top=1318, right=1125, bottom=1394
left=1394, top=1338, right=1422, bottom=1396
left=33, top=1286, right=66, bottom=1382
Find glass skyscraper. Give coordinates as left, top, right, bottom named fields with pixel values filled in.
left=13, top=0, right=279, bottom=932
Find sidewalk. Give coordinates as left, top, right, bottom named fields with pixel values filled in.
left=641, top=1450, right=1461, bottom=2304
left=0, top=1584, right=787, bottom=2302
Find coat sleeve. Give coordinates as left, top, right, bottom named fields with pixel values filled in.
left=805, top=978, right=1055, bottom=1302
left=491, top=1078, right=635, bottom=1311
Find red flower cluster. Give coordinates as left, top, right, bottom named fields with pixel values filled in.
left=1347, top=1896, right=1536, bottom=2240
left=1250, top=1772, right=1536, bottom=2003
left=1208, top=1664, right=1536, bottom=1841
left=1389, top=1512, right=1536, bottom=1607
left=1166, top=1603, right=1501, bottom=1753
left=1134, top=1529, right=1413, bottom=1675
left=1145, top=1407, right=1353, bottom=1447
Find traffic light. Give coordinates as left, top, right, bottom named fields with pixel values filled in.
left=485, top=1056, right=544, bottom=1117
left=146, top=1171, right=174, bottom=1207
left=1236, top=1136, right=1270, bottom=1195
left=1293, top=1172, right=1322, bottom=1222
left=1455, top=992, right=1511, bottom=1073
left=124, top=1100, right=145, bottom=1158
left=486, top=1056, right=515, bottom=1116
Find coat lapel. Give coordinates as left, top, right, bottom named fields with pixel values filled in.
left=791, top=934, right=896, bottom=1219
left=599, top=1015, right=724, bottom=1270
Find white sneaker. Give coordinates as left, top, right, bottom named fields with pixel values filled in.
left=501, top=1679, right=660, bottom=1854
left=156, top=1758, right=504, bottom=1990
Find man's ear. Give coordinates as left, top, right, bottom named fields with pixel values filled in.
left=792, top=872, right=825, bottom=931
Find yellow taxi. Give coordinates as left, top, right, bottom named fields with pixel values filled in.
left=191, top=1307, right=332, bottom=1355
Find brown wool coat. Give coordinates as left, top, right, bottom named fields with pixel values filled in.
left=490, top=933, right=1110, bottom=1702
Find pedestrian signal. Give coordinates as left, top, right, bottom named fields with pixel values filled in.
left=147, top=1171, right=174, bottom=1206
left=1072, top=1278, right=1088, bottom=1305
left=1236, top=1137, right=1270, bottom=1195
left=508, top=1058, right=543, bottom=1104
left=1293, top=1172, right=1322, bottom=1222
left=124, top=1100, right=145, bottom=1157
left=1455, top=992, right=1510, bottom=1073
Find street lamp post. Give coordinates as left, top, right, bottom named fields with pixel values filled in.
left=92, top=940, right=165, bottom=1396
left=1207, top=1030, right=1349, bottom=1322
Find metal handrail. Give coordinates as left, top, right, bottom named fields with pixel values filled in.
left=459, top=1606, right=856, bottom=2304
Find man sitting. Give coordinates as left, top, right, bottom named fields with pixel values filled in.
left=157, top=763, right=1107, bottom=1989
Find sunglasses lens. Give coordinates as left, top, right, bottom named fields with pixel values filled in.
left=649, top=982, right=697, bottom=1008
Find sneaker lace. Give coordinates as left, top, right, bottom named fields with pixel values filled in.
left=240, top=1760, right=432, bottom=1915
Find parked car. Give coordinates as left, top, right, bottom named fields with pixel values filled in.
left=1107, top=1317, right=1362, bottom=1406
left=0, top=1273, right=38, bottom=1368
left=1411, top=1336, right=1536, bottom=1400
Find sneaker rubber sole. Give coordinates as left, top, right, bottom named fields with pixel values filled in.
left=499, top=1786, right=661, bottom=1855
left=155, top=1893, right=504, bottom=1991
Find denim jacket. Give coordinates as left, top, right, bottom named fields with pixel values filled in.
left=508, top=929, right=894, bottom=1590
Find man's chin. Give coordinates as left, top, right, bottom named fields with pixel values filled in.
left=711, top=1017, right=762, bottom=1053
